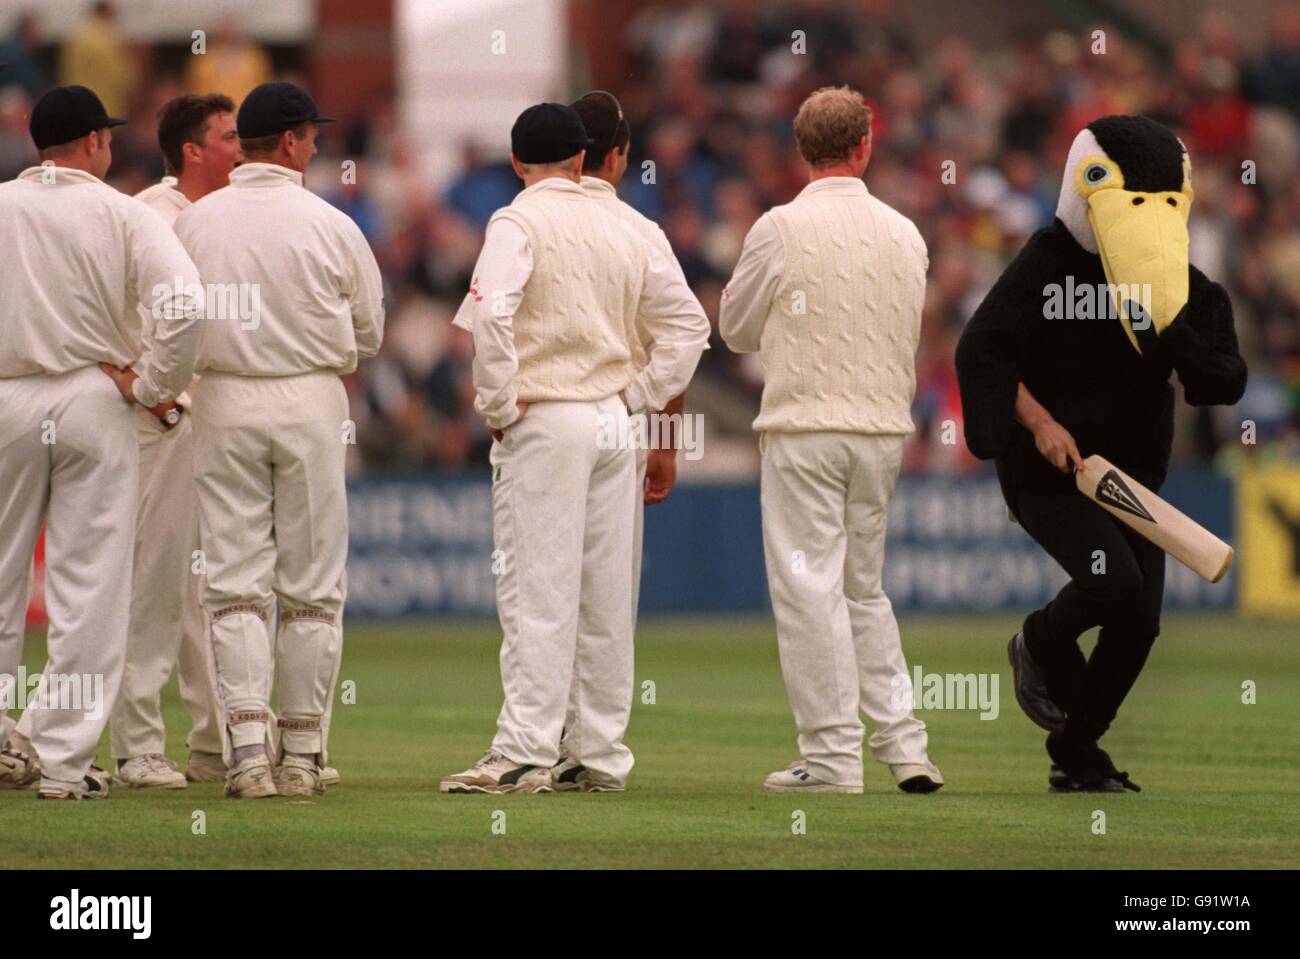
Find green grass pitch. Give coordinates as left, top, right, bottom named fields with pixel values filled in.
left=7, top=614, right=1298, bottom=869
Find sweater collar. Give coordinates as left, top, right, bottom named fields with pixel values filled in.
left=518, top=176, right=585, bottom=200
left=17, top=165, right=105, bottom=186
left=228, top=162, right=304, bottom=188
left=580, top=176, right=618, bottom=198
left=799, top=176, right=869, bottom=198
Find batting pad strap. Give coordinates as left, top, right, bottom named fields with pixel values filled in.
left=280, top=607, right=337, bottom=626
left=277, top=716, right=322, bottom=732
left=228, top=709, right=271, bottom=726
left=212, top=602, right=269, bottom=622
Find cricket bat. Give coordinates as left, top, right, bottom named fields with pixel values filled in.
left=1074, top=455, right=1234, bottom=583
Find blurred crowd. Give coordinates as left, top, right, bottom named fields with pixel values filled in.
left=3, top=1, right=1298, bottom=476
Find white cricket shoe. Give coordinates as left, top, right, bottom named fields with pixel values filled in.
left=440, top=750, right=553, bottom=794
left=224, top=756, right=277, bottom=799
left=274, top=755, right=324, bottom=797
left=38, top=772, right=110, bottom=800
left=0, top=745, right=41, bottom=790
left=891, top=760, right=945, bottom=793
left=763, top=760, right=863, bottom=794
left=551, top=757, right=624, bottom=793
left=115, top=754, right=187, bottom=789
left=320, top=766, right=340, bottom=787
left=87, top=765, right=112, bottom=791
left=185, top=750, right=227, bottom=783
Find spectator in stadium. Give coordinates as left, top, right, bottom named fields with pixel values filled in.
left=59, top=2, right=135, bottom=117
left=0, top=86, right=37, bottom=181
left=184, top=20, right=272, bottom=109
left=0, top=13, right=47, bottom=98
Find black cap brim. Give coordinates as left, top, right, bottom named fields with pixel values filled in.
left=314, top=115, right=336, bottom=125
left=106, top=117, right=127, bottom=128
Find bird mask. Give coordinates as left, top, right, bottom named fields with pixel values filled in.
left=1055, top=115, right=1195, bottom=354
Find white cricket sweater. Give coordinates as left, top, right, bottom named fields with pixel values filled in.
left=174, top=163, right=384, bottom=377
left=489, top=180, right=645, bottom=404
left=726, top=177, right=927, bottom=435
left=0, top=166, right=202, bottom=407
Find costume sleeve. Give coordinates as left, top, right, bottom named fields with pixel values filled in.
left=954, top=232, right=1054, bottom=460
left=1145, top=267, right=1247, bottom=407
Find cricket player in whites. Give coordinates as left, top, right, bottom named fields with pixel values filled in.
left=549, top=90, right=705, bottom=789
left=174, top=82, right=384, bottom=799
left=4, top=93, right=240, bottom=790
left=115, top=95, right=239, bottom=787
left=441, top=103, right=708, bottom=794
left=0, top=85, right=202, bottom=798
left=721, top=87, right=944, bottom=794
left=104, top=94, right=241, bottom=787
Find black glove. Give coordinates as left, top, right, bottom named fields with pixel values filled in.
left=1127, top=302, right=1181, bottom=379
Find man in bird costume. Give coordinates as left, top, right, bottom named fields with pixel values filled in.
left=955, top=116, right=1247, bottom=792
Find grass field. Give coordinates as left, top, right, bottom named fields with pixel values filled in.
left=6, top=614, right=1299, bottom=869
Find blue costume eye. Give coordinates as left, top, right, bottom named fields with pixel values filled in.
left=1084, top=163, right=1110, bottom=185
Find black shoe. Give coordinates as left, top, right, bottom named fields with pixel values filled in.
left=1047, top=762, right=1129, bottom=793
left=550, top=757, right=587, bottom=792
left=1047, top=763, right=1073, bottom=791
left=1008, top=632, right=1067, bottom=732
left=1046, top=734, right=1141, bottom=793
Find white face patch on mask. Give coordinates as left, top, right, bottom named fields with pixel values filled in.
left=1055, top=127, right=1106, bottom=253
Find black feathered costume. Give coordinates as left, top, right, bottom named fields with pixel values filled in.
left=955, top=116, right=1246, bottom=786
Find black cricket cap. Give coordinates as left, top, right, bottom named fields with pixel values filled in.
left=29, top=85, right=126, bottom=150
left=237, top=81, right=335, bottom=139
left=511, top=102, right=593, bottom=164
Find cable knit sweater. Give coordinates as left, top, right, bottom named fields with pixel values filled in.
left=721, top=177, right=928, bottom=435
left=489, top=186, right=643, bottom=404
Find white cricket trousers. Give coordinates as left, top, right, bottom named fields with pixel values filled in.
left=107, top=408, right=222, bottom=758
left=560, top=447, right=646, bottom=757
left=192, top=372, right=349, bottom=761
left=0, top=368, right=136, bottom=787
left=490, top=396, right=637, bottom=787
left=10, top=410, right=222, bottom=762
left=760, top=431, right=929, bottom=786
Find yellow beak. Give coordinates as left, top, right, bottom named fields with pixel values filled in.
left=1087, top=188, right=1191, bottom=354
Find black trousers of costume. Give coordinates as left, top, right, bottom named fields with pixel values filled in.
left=1014, top=487, right=1165, bottom=742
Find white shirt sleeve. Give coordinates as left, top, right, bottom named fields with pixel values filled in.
left=451, top=291, right=477, bottom=333
left=719, top=212, right=783, bottom=354
left=464, top=217, right=533, bottom=430
left=345, top=220, right=386, bottom=358
left=623, top=237, right=710, bottom=415
left=128, top=205, right=205, bottom=407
